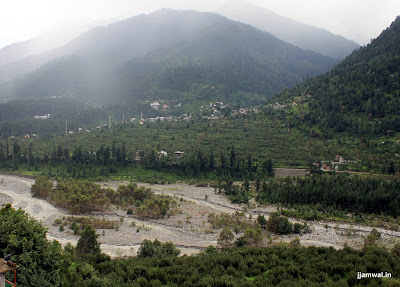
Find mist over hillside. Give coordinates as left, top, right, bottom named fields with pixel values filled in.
left=0, top=20, right=113, bottom=84
left=0, top=9, right=337, bottom=105
left=218, top=1, right=360, bottom=59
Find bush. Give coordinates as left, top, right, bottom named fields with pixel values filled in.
left=137, top=239, right=180, bottom=258
left=257, top=214, right=267, bottom=229
left=76, top=225, right=100, bottom=255
left=217, top=228, right=234, bottom=249
left=392, top=243, right=400, bottom=256
left=267, top=212, right=293, bottom=234
left=293, top=223, right=303, bottom=234
left=195, top=182, right=208, bottom=187
left=31, top=176, right=53, bottom=197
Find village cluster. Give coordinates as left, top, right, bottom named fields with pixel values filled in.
left=314, top=155, right=357, bottom=172
left=199, top=102, right=260, bottom=120
left=26, top=99, right=308, bottom=141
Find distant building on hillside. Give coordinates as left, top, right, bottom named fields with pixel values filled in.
left=140, top=112, right=144, bottom=125
left=34, top=114, right=51, bottom=119
left=174, top=151, right=184, bottom=158
left=151, top=101, right=160, bottom=110
left=334, top=154, right=345, bottom=163
left=158, top=150, right=167, bottom=159
left=136, top=150, right=144, bottom=162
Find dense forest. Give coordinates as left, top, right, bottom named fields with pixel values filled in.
left=63, top=244, right=400, bottom=287
left=2, top=205, right=400, bottom=286
left=256, top=175, right=400, bottom=217
left=276, top=17, right=400, bottom=136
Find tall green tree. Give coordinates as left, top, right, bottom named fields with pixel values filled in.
left=217, top=227, right=234, bottom=249
left=76, top=226, right=100, bottom=255
left=0, top=204, right=62, bottom=287
left=137, top=239, right=180, bottom=258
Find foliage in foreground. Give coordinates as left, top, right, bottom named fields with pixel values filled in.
left=61, top=244, right=400, bottom=287
left=0, top=205, right=62, bottom=287
left=2, top=204, right=400, bottom=286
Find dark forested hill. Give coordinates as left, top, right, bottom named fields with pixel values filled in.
left=276, top=16, right=400, bottom=136
left=0, top=9, right=337, bottom=106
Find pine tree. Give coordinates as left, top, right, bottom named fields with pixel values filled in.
left=77, top=225, right=100, bottom=255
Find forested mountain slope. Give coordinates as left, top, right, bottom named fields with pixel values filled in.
left=0, top=9, right=337, bottom=105
left=276, top=16, right=400, bottom=136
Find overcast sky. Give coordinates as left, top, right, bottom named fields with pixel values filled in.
left=1, top=0, right=399, bottom=49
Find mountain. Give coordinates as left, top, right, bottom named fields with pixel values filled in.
left=0, top=20, right=112, bottom=84
left=275, top=16, right=400, bottom=136
left=0, top=20, right=112, bottom=66
left=0, top=9, right=337, bottom=105
left=218, top=1, right=359, bottom=59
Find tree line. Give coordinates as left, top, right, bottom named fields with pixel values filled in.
left=256, top=174, right=400, bottom=217
left=0, top=139, right=274, bottom=181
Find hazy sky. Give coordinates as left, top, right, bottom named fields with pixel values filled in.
left=1, top=0, right=399, bottom=49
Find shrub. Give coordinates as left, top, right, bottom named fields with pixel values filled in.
left=293, top=223, right=303, bottom=234
left=267, top=212, right=293, bottom=234
left=76, top=225, right=100, bottom=255
left=137, top=239, right=180, bottom=258
left=217, top=228, right=234, bottom=249
left=31, top=176, right=53, bottom=197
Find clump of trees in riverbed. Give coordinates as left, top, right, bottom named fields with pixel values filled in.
left=31, top=177, right=174, bottom=218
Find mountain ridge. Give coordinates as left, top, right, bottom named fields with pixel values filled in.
left=0, top=20, right=113, bottom=84
left=218, top=1, right=360, bottom=59
left=0, top=9, right=337, bottom=106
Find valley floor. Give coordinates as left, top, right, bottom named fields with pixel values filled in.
left=1, top=174, right=399, bottom=258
